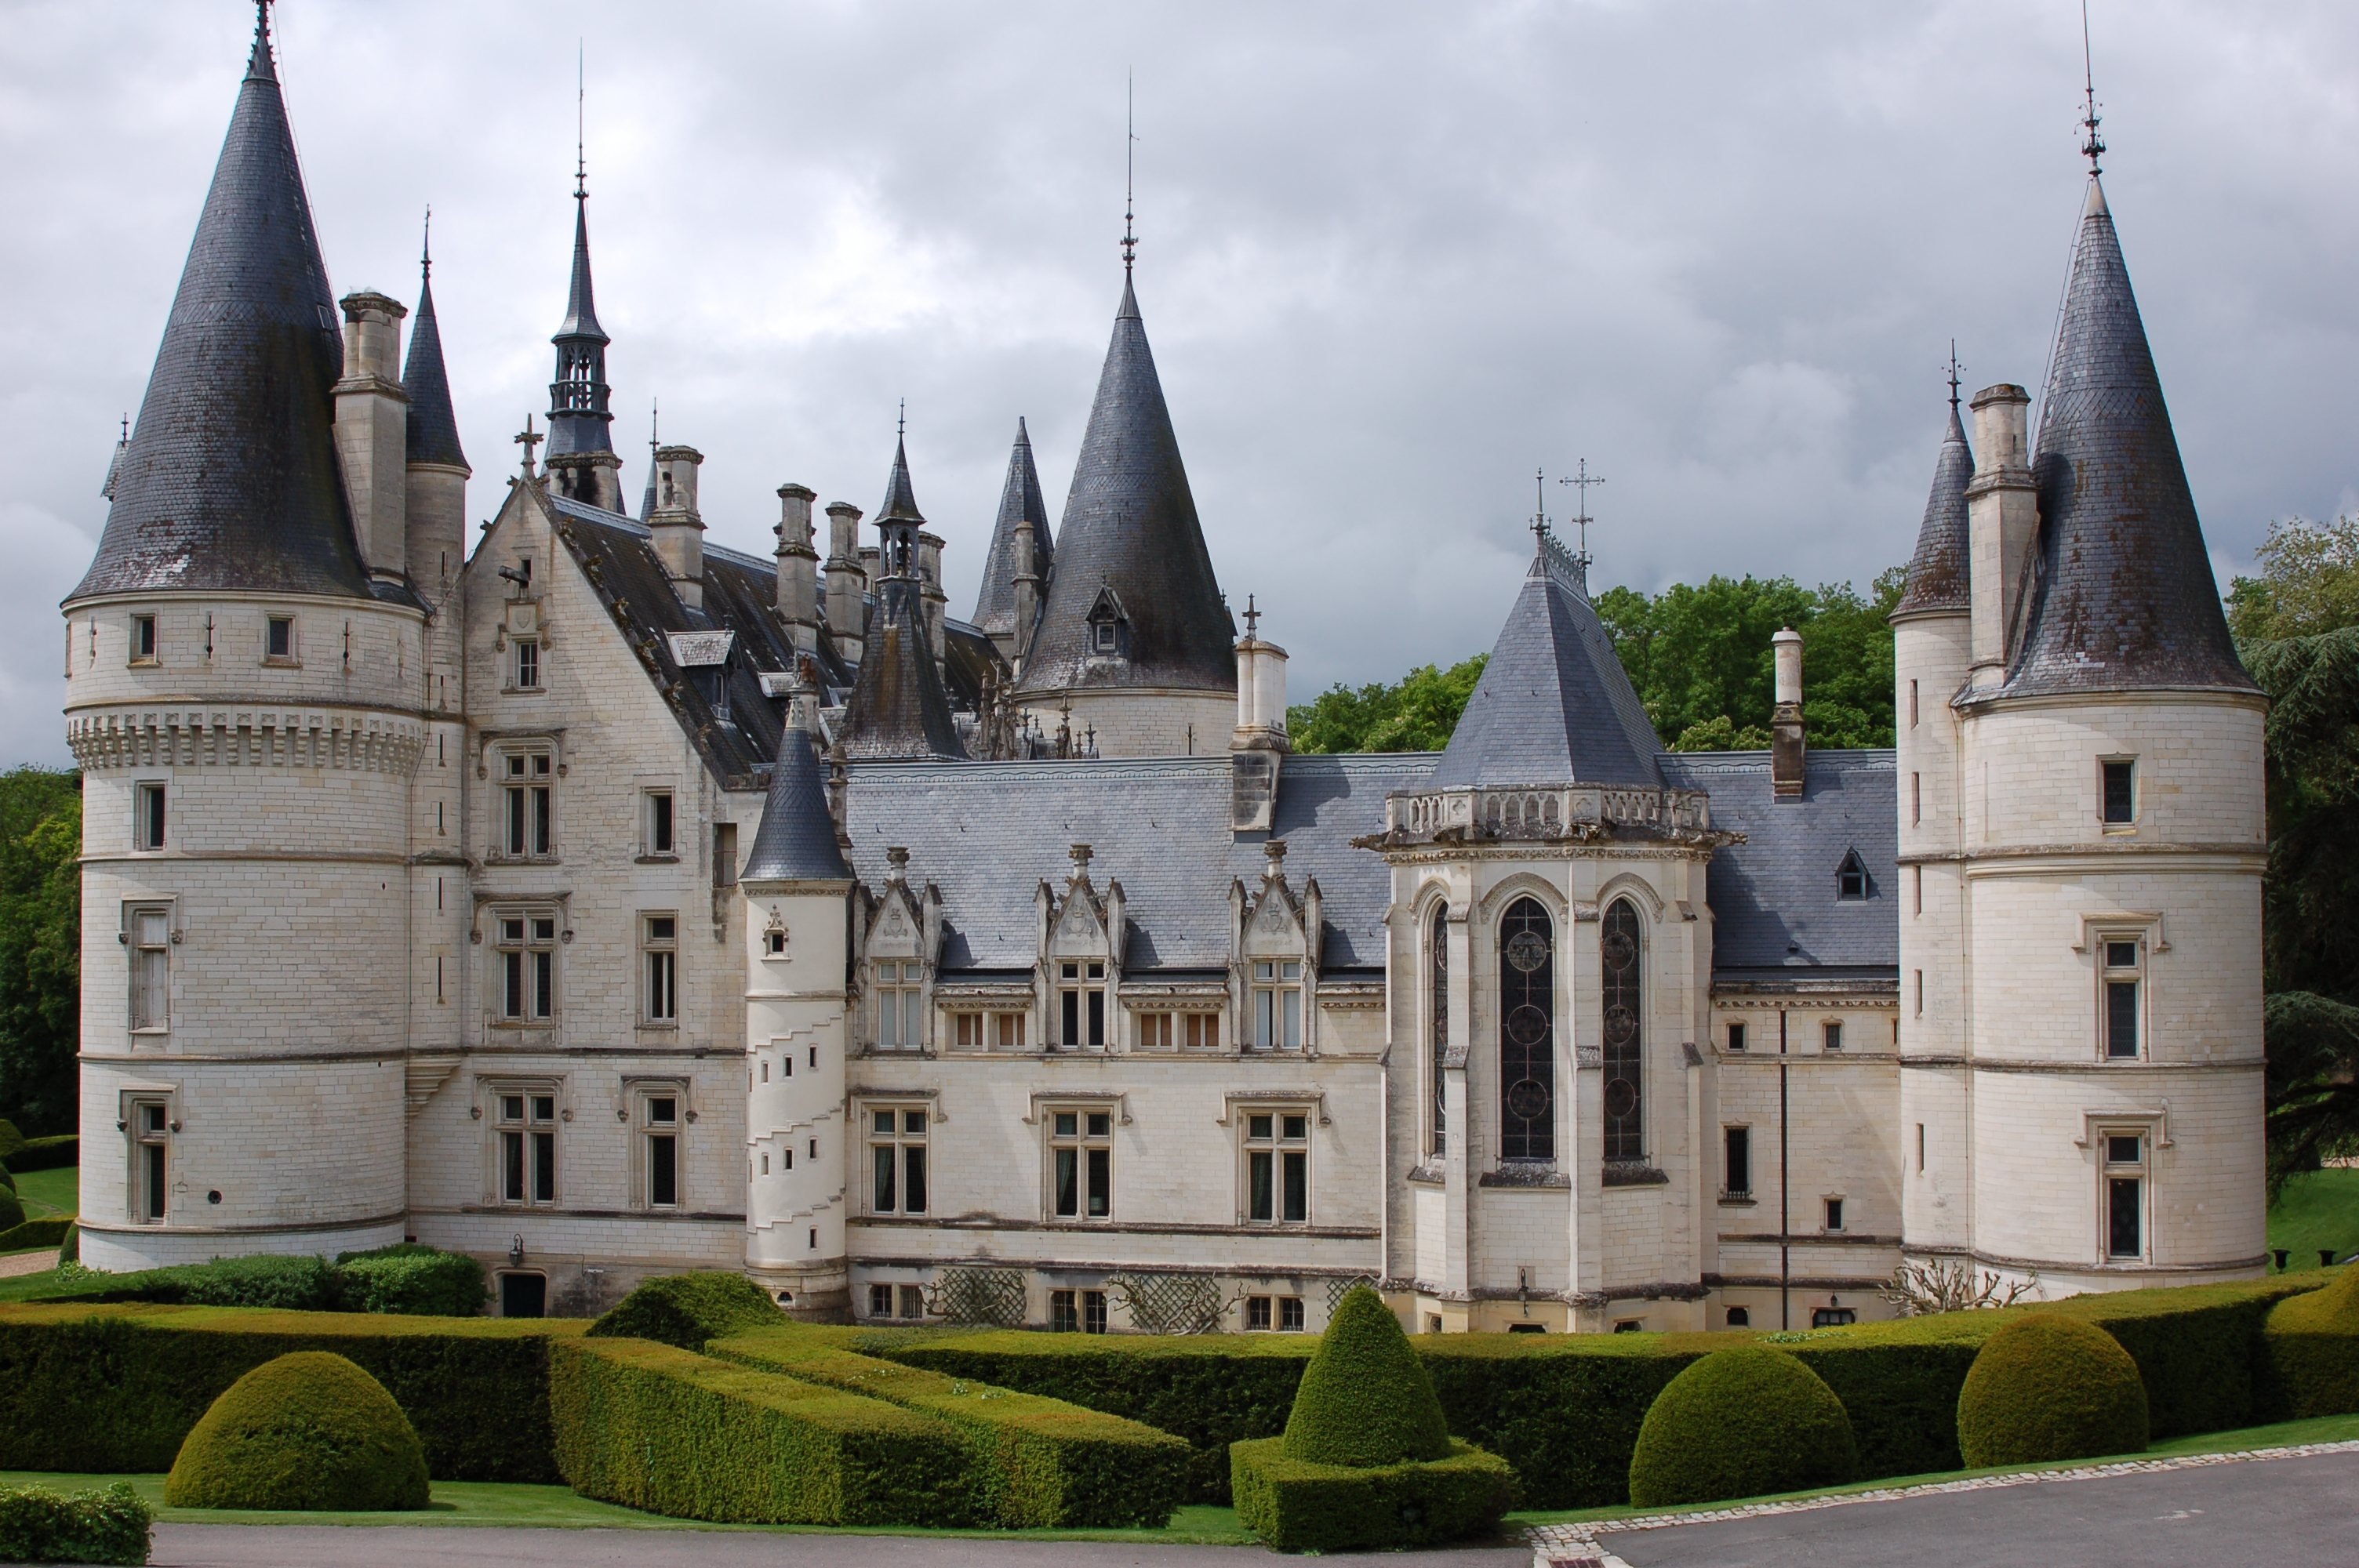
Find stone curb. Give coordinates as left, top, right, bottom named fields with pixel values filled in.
left=1528, top=1438, right=2359, bottom=1566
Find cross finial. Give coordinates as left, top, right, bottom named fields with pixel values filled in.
left=516, top=414, right=543, bottom=476
left=1946, top=341, right=1963, bottom=413
left=2079, top=0, right=2105, bottom=176
left=1122, top=72, right=1138, bottom=273
left=1558, top=459, right=1604, bottom=568
left=1243, top=593, right=1260, bottom=639
left=898, top=398, right=906, bottom=438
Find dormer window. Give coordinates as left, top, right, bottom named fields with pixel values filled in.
left=1836, top=849, right=1870, bottom=902
left=1086, top=587, right=1129, bottom=657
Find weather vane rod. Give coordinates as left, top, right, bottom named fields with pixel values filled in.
left=1559, top=459, right=1604, bottom=568
left=576, top=42, right=587, bottom=198
left=2079, top=0, right=2104, bottom=176
left=1123, top=73, right=1138, bottom=272
left=1946, top=340, right=1963, bottom=412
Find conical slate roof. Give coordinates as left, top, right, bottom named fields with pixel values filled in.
left=71, top=17, right=370, bottom=604
left=1430, top=532, right=1663, bottom=789
left=546, top=190, right=615, bottom=463
left=742, top=724, right=852, bottom=883
left=2000, top=178, right=2255, bottom=698
left=877, top=435, right=925, bottom=526
left=837, top=442, right=966, bottom=760
left=971, top=417, right=1053, bottom=635
left=1893, top=402, right=1972, bottom=616
left=1015, top=275, right=1234, bottom=696
left=403, top=259, right=467, bottom=470
left=556, top=197, right=607, bottom=345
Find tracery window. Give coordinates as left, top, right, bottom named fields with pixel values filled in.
left=1429, top=905, right=1448, bottom=1156
left=1498, top=897, right=1555, bottom=1160
left=1602, top=899, right=1645, bottom=1160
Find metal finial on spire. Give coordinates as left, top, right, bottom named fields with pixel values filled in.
left=1946, top=340, right=1963, bottom=412
left=421, top=205, right=432, bottom=278
left=120, top=413, right=129, bottom=442
left=1243, top=593, right=1259, bottom=638
left=1558, top=459, right=1604, bottom=570
left=2079, top=0, right=2105, bottom=175
left=1122, top=73, right=1138, bottom=272
left=575, top=42, right=587, bottom=199
left=516, top=414, right=542, bottom=477
left=898, top=398, right=907, bottom=437
left=1529, top=468, right=1553, bottom=542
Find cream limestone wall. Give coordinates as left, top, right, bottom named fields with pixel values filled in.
left=742, top=880, right=853, bottom=1317
left=1020, top=689, right=1236, bottom=759
left=1896, top=612, right=1973, bottom=1260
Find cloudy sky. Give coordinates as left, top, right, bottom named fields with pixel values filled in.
left=5, top=1, right=2355, bottom=765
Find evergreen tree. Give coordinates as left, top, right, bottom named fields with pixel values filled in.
left=0, top=768, right=80, bottom=1134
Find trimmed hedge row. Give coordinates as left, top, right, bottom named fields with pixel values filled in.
left=1230, top=1436, right=1514, bottom=1554
left=0, top=1216, right=71, bottom=1253
left=31, top=1245, right=486, bottom=1316
left=587, top=1269, right=785, bottom=1348
left=713, top=1325, right=1188, bottom=1529
left=881, top=1274, right=2335, bottom=1508
left=2, top=1136, right=78, bottom=1174
left=551, top=1336, right=976, bottom=1526
left=2262, top=1265, right=2359, bottom=1420
left=0, top=1301, right=584, bottom=1482
left=0, top=1481, right=149, bottom=1566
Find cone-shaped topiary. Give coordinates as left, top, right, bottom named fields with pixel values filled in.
left=165, top=1352, right=429, bottom=1511
left=1627, top=1345, right=1856, bottom=1507
left=588, top=1270, right=787, bottom=1349
left=1279, top=1285, right=1451, bottom=1467
left=1957, top=1312, right=2149, bottom=1468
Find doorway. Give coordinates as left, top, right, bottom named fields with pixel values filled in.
left=500, top=1272, right=547, bottom=1318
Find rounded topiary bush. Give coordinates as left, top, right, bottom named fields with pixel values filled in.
left=1281, top=1284, right=1451, bottom=1467
left=588, top=1270, right=787, bottom=1349
left=1628, top=1345, right=1856, bottom=1507
left=0, top=1186, right=24, bottom=1235
left=2269, top=1261, right=2359, bottom=1334
left=165, top=1352, right=429, bottom=1511
left=1957, top=1313, right=2149, bottom=1468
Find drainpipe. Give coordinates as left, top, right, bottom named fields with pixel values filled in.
left=1779, top=1007, right=1790, bottom=1331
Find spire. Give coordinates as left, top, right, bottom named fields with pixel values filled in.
left=877, top=432, right=925, bottom=527
left=71, top=4, right=371, bottom=603
left=403, top=215, right=467, bottom=471
left=638, top=399, right=658, bottom=521
left=742, top=722, right=853, bottom=884
left=546, top=68, right=614, bottom=466
left=1892, top=360, right=1972, bottom=618
left=1997, top=177, right=2254, bottom=697
left=1014, top=274, right=1234, bottom=699
left=1429, top=528, right=1663, bottom=789
left=971, top=417, right=1054, bottom=634
left=836, top=434, right=966, bottom=760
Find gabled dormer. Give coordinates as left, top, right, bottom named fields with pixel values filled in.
left=860, top=847, right=942, bottom=1052
left=1229, top=839, right=1323, bottom=1054
left=1035, top=844, right=1127, bottom=1051
left=1085, top=586, right=1129, bottom=659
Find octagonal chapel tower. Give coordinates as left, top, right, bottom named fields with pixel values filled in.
left=1898, top=172, right=2268, bottom=1294
left=63, top=13, right=423, bottom=1266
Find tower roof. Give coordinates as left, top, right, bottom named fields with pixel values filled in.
left=1430, top=531, right=1664, bottom=789
left=403, top=252, right=467, bottom=471
left=742, top=724, right=852, bottom=883
left=1999, top=177, right=2254, bottom=698
left=972, top=417, right=1054, bottom=634
left=1014, top=274, right=1234, bottom=696
left=837, top=439, right=967, bottom=760
left=1893, top=402, right=1972, bottom=616
left=877, top=435, right=925, bottom=527
left=71, top=12, right=371, bottom=604
left=556, top=195, right=607, bottom=345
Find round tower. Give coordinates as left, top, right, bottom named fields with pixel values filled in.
left=66, top=13, right=418, bottom=1268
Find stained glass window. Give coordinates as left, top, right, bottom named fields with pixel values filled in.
left=1602, top=900, right=1644, bottom=1160
left=1430, top=906, right=1448, bottom=1156
left=1499, top=898, right=1554, bottom=1160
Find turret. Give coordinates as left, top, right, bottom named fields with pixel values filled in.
left=543, top=164, right=623, bottom=512
left=834, top=437, right=966, bottom=760
left=972, top=417, right=1053, bottom=664
left=402, top=239, right=470, bottom=608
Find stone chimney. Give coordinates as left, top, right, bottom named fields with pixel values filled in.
left=824, top=501, right=867, bottom=659
left=1965, top=383, right=2036, bottom=688
left=333, top=291, right=410, bottom=585
left=1771, top=626, right=1805, bottom=799
left=648, top=444, right=706, bottom=609
left=917, top=530, right=949, bottom=655
left=774, top=483, right=820, bottom=653
left=1231, top=597, right=1290, bottom=833
left=1011, top=516, right=1041, bottom=669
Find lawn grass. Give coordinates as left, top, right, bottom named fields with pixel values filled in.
left=0, top=1473, right=1255, bottom=1544
left=0, top=1267, right=72, bottom=1301
left=1507, top=1410, right=2359, bottom=1530
left=8, top=1166, right=75, bottom=1220
left=2267, top=1168, right=2359, bottom=1271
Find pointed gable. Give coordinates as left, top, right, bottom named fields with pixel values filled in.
left=72, top=16, right=370, bottom=603
left=1894, top=403, right=1972, bottom=616
left=403, top=261, right=467, bottom=471
left=1015, top=275, right=1234, bottom=697
left=972, top=418, right=1052, bottom=636
left=1430, top=532, right=1663, bottom=789
left=2001, top=178, right=2254, bottom=698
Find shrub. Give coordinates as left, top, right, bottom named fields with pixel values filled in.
left=0, top=1188, right=24, bottom=1234
left=0, top=1480, right=151, bottom=1565
left=0, top=1301, right=583, bottom=1482
left=711, top=1324, right=1187, bottom=1528
left=551, top=1336, right=976, bottom=1526
left=55, top=1223, right=75, bottom=1265
left=165, top=1352, right=430, bottom=1511
left=3, top=1136, right=78, bottom=1174
left=0, top=1217, right=71, bottom=1253
left=1230, top=1437, right=1514, bottom=1554
left=587, top=1270, right=786, bottom=1348
left=43, top=1254, right=341, bottom=1312
left=1627, top=1346, right=1856, bottom=1507
left=333, top=1245, right=485, bottom=1317
left=1281, top=1285, right=1452, bottom=1466
left=2261, top=1265, right=2359, bottom=1420
left=0, top=1161, right=13, bottom=1192
left=1957, top=1314, right=2150, bottom=1468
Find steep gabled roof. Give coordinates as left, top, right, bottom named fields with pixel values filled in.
left=1430, top=532, right=1663, bottom=789
left=1015, top=275, right=1234, bottom=696
left=71, top=15, right=371, bottom=604
left=971, top=417, right=1052, bottom=635
left=743, top=725, right=851, bottom=883
left=1999, top=177, right=2255, bottom=699
left=1893, top=402, right=1972, bottom=616
left=403, top=257, right=467, bottom=471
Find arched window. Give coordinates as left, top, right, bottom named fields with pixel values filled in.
left=1429, top=905, right=1448, bottom=1156
left=1499, top=897, right=1555, bottom=1160
left=1602, top=899, right=1644, bottom=1160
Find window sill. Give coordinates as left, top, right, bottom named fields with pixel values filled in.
left=638, top=1022, right=681, bottom=1033
left=1718, top=1195, right=1757, bottom=1207
left=127, top=659, right=161, bottom=670
left=261, top=658, right=301, bottom=670
left=634, top=855, right=681, bottom=865
left=485, top=1021, right=560, bottom=1033
left=128, top=1027, right=170, bottom=1039
left=503, top=685, right=546, bottom=695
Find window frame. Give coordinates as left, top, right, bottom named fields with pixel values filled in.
left=1055, top=961, right=1107, bottom=1049
left=874, top=960, right=925, bottom=1050
left=512, top=636, right=542, bottom=691
left=642, top=789, right=677, bottom=859
left=125, top=1095, right=172, bottom=1223
left=642, top=912, right=679, bottom=1025
left=129, top=613, right=158, bottom=666
left=2099, top=935, right=2144, bottom=1061
left=490, top=906, right=561, bottom=1026
left=1239, top=1106, right=1313, bottom=1225
left=490, top=1085, right=562, bottom=1207
left=1722, top=1123, right=1752, bottom=1198
left=1047, top=1105, right=1115, bottom=1221
left=2100, top=1126, right=2148, bottom=1261
left=1250, top=960, right=1304, bottom=1051
left=865, top=1103, right=932, bottom=1217
left=264, top=614, right=296, bottom=664
left=126, top=902, right=173, bottom=1033
left=133, top=780, right=167, bottom=852
left=635, top=1084, right=686, bottom=1210
left=2099, top=758, right=2137, bottom=828
left=1428, top=903, right=1449, bottom=1156
left=497, top=747, right=557, bottom=861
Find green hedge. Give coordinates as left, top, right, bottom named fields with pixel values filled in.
left=0, top=1217, right=70, bottom=1254
left=2, top=1136, right=78, bottom=1174
left=2261, top=1265, right=2359, bottom=1420
left=0, top=1301, right=584, bottom=1482
left=551, top=1336, right=976, bottom=1526
left=713, top=1325, right=1187, bottom=1528
left=1955, top=1314, right=2149, bottom=1468
left=0, top=1480, right=150, bottom=1566
left=1629, top=1346, right=1856, bottom=1507
left=333, top=1245, right=487, bottom=1318
left=587, top=1270, right=786, bottom=1348
left=165, top=1351, right=431, bottom=1512
left=1230, top=1436, right=1514, bottom=1554
left=33, top=1247, right=486, bottom=1316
